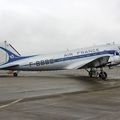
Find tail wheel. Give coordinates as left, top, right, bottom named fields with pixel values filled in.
left=99, top=71, right=107, bottom=80
left=13, top=72, right=18, bottom=77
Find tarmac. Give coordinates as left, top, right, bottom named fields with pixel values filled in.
left=0, top=67, right=119, bottom=120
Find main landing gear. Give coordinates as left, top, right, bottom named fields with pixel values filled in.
left=87, top=68, right=107, bottom=80
left=99, top=70, right=107, bottom=80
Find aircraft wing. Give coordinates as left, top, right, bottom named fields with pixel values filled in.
left=65, top=56, right=110, bottom=69
left=80, top=56, right=110, bottom=69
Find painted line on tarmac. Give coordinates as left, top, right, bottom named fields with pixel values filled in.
left=0, top=85, right=120, bottom=110
left=0, top=98, right=24, bottom=109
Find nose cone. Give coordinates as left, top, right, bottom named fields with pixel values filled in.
left=113, top=56, right=120, bottom=65
left=109, top=56, right=120, bottom=66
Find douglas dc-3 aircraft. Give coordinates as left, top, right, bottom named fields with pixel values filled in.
left=0, top=41, right=120, bottom=79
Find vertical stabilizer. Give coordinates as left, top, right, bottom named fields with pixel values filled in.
left=0, top=41, right=21, bottom=65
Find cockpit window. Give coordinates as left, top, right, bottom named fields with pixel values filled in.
left=115, top=51, right=120, bottom=55
left=116, top=52, right=119, bottom=55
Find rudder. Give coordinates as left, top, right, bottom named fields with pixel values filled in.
left=0, top=41, right=21, bottom=65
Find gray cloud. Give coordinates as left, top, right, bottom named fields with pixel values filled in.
left=0, top=0, right=120, bottom=55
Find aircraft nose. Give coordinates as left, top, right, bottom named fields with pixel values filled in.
left=117, top=56, right=120, bottom=65
left=113, top=56, right=120, bottom=65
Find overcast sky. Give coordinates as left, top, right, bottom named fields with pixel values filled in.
left=0, top=0, right=120, bottom=55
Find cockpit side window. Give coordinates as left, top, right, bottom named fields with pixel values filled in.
left=116, top=52, right=119, bottom=55
left=114, top=50, right=120, bottom=55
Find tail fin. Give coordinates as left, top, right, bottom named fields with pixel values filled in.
left=0, top=41, right=21, bottom=65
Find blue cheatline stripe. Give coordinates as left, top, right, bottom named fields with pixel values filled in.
left=22, top=50, right=116, bottom=67
left=53, top=50, right=115, bottom=63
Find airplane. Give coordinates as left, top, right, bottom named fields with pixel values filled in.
left=0, top=41, right=120, bottom=79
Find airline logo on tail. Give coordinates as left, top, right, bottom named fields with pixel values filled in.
left=0, top=42, right=37, bottom=66
left=0, top=47, right=19, bottom=65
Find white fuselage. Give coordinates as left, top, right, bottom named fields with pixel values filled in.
left=6, top=44, right=120, bottom=71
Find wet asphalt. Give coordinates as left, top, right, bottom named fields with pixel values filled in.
left=0, top=67, right=119, bottom=120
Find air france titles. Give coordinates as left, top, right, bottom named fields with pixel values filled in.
left=77, top=48, right=99, bottom=55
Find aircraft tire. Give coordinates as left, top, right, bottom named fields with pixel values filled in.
left=13, top=72, right=18, bottom=77
left=99, top=71, right=107, bottom=80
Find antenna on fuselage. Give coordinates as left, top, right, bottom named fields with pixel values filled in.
left=9, top=43, right=21, bottom=56
left=112, top=42, right=115, bottom=44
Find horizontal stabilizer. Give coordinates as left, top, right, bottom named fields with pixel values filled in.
left=0, top=65, right=19, bottom=70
